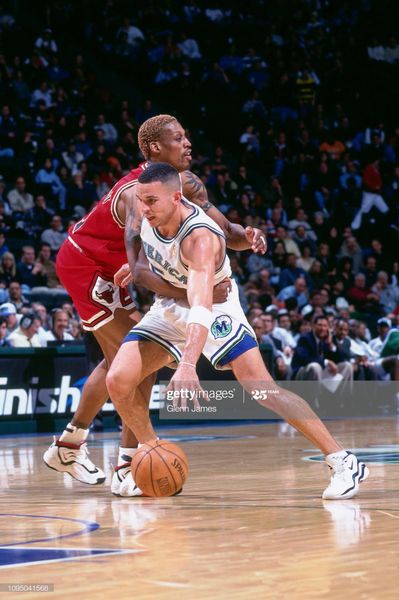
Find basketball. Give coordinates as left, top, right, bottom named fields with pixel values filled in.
left=131, top=439, right=189, bottom=497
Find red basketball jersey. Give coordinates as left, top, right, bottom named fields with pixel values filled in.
left=68, top=163, right=147, bottom=275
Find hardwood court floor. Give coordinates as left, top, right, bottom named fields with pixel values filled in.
left=0, top=419, right=398, bottom=599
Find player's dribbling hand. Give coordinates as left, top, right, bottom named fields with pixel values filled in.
left=165, top=365, right=207, bottom=411
left=213, top=278, right=232, bottom=303
left=114, top=263, right=133, bottom=287
left=245, top=226, right=267, bottom=254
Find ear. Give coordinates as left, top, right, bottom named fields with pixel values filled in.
left=149, top=141, right=160, bottom=155
left=173, top=190, right=182, bottom=204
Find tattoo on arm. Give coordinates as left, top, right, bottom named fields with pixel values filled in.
left=184, top=170, right=203, bottom=194
left=200, top=201, right=213, bottom=213
left=183, top=171, right=214, bottom=211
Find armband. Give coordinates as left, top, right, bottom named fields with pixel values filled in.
left=187, top=305, right=213, bottom=329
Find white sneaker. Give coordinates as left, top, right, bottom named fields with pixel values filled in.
left=111, top=462, right=143, bottom=497
left=322, top=451, right=369, bottom=500
left=43, top=437, right=105, bottom=485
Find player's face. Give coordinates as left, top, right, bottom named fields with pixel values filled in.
left=137, top=182, right=179, bottom=228
left=157, top=121, right=192, bottom=172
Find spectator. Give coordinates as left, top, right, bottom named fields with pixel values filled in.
left=8, top=312, right=42, bottom=347
left=44, top=308, right=74, bottom=343
left=16, top=245, right=47, bottom=289
left=40, top=214, right=67, bottom=253
left=347, top=272, right=381, bottom=314
left=7, top=176, right=34, bottom=216
left=369, top=318, right=393, bottom=354
left=278, top=253, right=308, bottom=289
left=61, top=140, right=85, bottom=172
left=0, top=251, right=16, bottom=289
left=338, top=236, right=364, bottom=272
left=259, top=313, right=290, bottom=379
left=0, top=302, right=18, bottom=335
left=372, top=271, right=399, bottom=314
left=35, top=158, right=67, bottom=211
left=297, top=243, right=315, bottom=272
left=7, top=281, right=30, bottom=311
left=275, top=227, right=301, bottom=258
left=0, top=314, right=11, bottom=347
left=35, top=242, right=63, bottom=288
left=66, top=170, right=97, bottom=210
left=0, top=105, right=17, bottom=153
left=292, top=315, right=352, bottom=383
left=277, top=275, right=309, bottom=309
left=35, top=27, right=58, bottom=60
left=23, top=194, right=54, bottom=238
left=0, top=231, right=9, bottom=257
left=94, top=113, right=118, bottom=146
left=30, top=80, right=54, bottom=111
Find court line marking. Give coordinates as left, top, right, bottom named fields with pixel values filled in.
left=0, top=513, right=99, bottom=547
left=0, top=547, right=142, bottom=570
left=376, top=510, right=399, bottom=519
left=144, top=580, right=193, bottom=589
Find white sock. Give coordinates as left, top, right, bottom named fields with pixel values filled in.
left=326, top=449, right=349, bottom=461
left=59, top=422, right=88, bottom=445
left=118, top=446, right=137, bottom=466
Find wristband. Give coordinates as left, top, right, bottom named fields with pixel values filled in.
left=179, top=361, right=196, bottom=368
left=187, top=305, right=213, bottom=329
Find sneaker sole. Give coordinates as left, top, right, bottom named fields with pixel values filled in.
left=112, top=488, right=183, bottom=498
left=43, top=456, right=106, bottom=485
left=323, top=463, right=369, bottom=500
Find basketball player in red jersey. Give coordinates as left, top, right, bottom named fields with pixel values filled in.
left=43, top=114, right=267, bottom=495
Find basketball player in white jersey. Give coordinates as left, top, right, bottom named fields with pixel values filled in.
left=106, top=163, right=369, bottom=500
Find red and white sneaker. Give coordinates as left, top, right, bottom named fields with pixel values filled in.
left=43, top=437, right=105, bottom=485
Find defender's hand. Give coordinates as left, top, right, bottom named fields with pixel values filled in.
left=213, top=278, right=232, bottom=303
left=114, top=263, right=133, bottom=287
left=245, top=226, right=267, bottom=254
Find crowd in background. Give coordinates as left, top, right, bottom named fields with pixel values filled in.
left=0, top=0, right=398, bottom=382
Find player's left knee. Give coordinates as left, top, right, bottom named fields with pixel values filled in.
left=106, top=367, right=138, bottom=401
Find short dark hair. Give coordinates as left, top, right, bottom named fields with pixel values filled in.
left=313, top=314, right=328, bottom=324
left=138, top=162, right=181, bottom=188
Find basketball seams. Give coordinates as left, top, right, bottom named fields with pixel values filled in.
left=156, top=445, right=189, bottom=473
left=131, top=448, right=150, bottom=479
left=153, top=447, right=179, bottom=494
left=131, top=440, right=189, bottom=497
left=148, top=452, right=156, bottom=497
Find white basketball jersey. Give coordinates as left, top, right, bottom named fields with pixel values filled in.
left=140, top=198, right=231, bottom=288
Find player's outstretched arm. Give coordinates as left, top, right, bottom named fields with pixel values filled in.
left=166, top=229, right=216, bottom=406
left=181, top=170, right=267, bottom=254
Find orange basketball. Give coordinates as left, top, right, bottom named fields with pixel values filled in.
left=131, top=439, right=189, bottom=497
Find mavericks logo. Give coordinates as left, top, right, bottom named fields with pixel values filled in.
left=211, top=315, right=232, bottom=339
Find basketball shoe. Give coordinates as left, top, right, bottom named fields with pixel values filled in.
left=322, top=451, right=369, bottom=500
left=111, top=460, right=143, bottom=497
left=43, top=437, right=105, bottom=485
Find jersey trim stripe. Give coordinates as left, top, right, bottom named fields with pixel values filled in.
left=110, top=179, right=138, bottom=229
left=67, top=235, right=84, bottom=254
left=81, top=310, right=107, bottom=324
left=179, top=224, right=227, bottom=274
left=152, top=202, right=199, bottom=244
left=123, top=328, right=182, bottom=363
left=210, top=324, right=257, bottom=366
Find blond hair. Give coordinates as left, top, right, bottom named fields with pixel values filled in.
left=138, top=114, right=177, bottom=159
